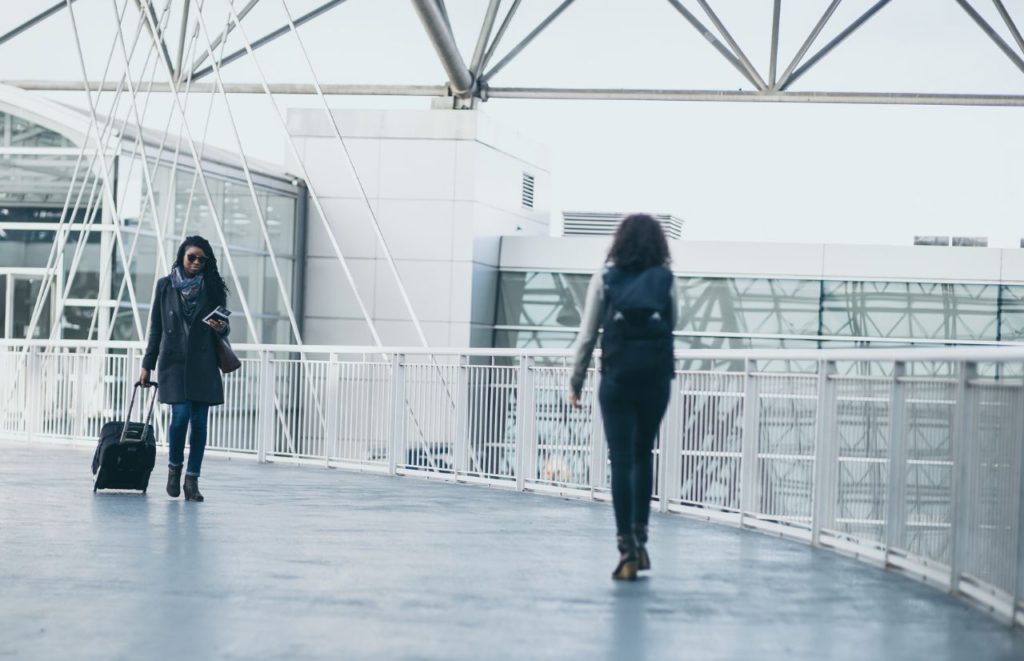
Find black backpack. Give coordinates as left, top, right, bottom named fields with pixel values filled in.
left=600, top=265, right=675, bottom=384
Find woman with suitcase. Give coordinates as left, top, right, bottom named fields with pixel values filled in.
left=568, top=214, right=677, bottom=580
left=139, top=235, right=231, bottom=502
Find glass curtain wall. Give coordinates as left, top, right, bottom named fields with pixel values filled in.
left=495, top=271, right=1024, bottom=349
left=111, top=164, right=302, bottom=344
left=0, top=109, right=304, bottom=343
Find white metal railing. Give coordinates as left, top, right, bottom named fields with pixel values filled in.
left=1, top=339, right=1023, bottom=626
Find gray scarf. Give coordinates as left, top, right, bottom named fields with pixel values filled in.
left=171, top=266, right=204, bottom=323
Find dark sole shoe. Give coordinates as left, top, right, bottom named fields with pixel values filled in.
left=612, top=559, right=639, bottom=581
left=637, top=548, right=651, bottom=571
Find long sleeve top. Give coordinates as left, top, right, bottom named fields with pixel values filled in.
left=568, top=269, right=678, bottom=397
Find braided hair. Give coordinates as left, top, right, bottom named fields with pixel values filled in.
left=175, top=235, right=229, bottom=307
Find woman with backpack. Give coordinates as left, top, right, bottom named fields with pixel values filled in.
left=568, top=214, right=677, bottom=580
left=139, top=235, right=231, bottom=503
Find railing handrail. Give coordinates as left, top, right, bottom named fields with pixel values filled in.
left=3, top=338, right=1024, bottom=363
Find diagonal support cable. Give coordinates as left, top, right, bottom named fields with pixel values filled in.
left=470, top=0, right=503, bottom=77
left=190, top=2, right=304, bottom=345
left=955, top=0, right=1024, bottom=77
left=411, top=0, right=474, bottom=95
left=769, top=0, right=782, bottom=88
left=992, top=0, right=1024, bottom=57
left=0, top=0, right=79, bottom=48
left=133, top=2, right=264, bottom=343
left=189, top=0, right=261, bottom=74
left=774, top=0, right=842, bottom=91
left=190, top=0, right=350, bottom=82
left=133, top=0, right=176, bottom=78
left=479, top=0, right=521, bottom=75
left=666, top=0, right=764, bottom=91
left=694, top=0, right=767, bottom=90
left=212, top=0, right=381, bottom=346
left=482, top=0, right=577, bottom=83
left=782, top=0, right=893, bottom=91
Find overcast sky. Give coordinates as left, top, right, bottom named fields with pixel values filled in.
left=2, top=0, right=1023, bottom=247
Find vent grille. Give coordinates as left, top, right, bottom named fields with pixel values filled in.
left=562, top=212, right=684, bottom=239
left=521, top=173, right=535, bottom=209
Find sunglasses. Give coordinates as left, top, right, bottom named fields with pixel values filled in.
left=186, top=254, right=208, bottom=264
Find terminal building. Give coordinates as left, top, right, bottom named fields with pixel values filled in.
left=1, top=84, right=1023, bottom=355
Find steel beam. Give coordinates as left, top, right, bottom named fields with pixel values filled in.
left=782, top=0, right=892, bottom=91
left=480, top=0, right=522, bottom=75
left=0, top=0, right=78, bottom=48
left=774, top=0, right=842, bottom=91
left=411, top=0, right=474, bottom=95
left=470, top=0, right=503, bottom=76
left=482, top=0, right=577, bottom=82
left=955, top=0, right=1024, bottom=77
left=769, top=0, right=782, bottom=88
left=5, top=80, right=447, bottom=95
left=666, top=0, right=763, bottom=91
left=993, top=0, right=1024, bottom=57
left=484, top=87, right=1024, bottom=107
left=175, top=0, right=191, bottom=81
left=133, top=0, right=175, bottom=80
left=190, top=0, right=350, bottom=82
left=189, top=0, right=262, bottom=74
left=695, top=0, right=767, bottom=90
left=9, top=80, right=1024, bottom=106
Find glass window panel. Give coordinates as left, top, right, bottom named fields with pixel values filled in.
left=1, top=111, right=74, bottom=148
left=62, top=231, right=102, bottom=299
left=62, top=306, right=95, bottom=340
left=264, top=194, right=296, bottom=257
left=0, top=229, right=56, bottom=267
left=821, top=281, right=999, bottom=341
left=0, top=276, right=5, bottom=337
left=1000, top=285, right=1024, bottom=341
left=496, top=271, right=591, bottom=328
left=12, top=277, right=50, bottom=338
left=676, top=277, right=820, bottom=336
left=493, top=328, right=575, bottom=350
left=0, top=154, right=98, bottom=206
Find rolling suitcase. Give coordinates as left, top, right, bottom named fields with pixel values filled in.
left=92, top=381, right=159, bottom=493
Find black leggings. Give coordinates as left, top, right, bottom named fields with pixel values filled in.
left=599, top=376, right=672, bottom=537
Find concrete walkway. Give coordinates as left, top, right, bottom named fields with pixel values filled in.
left=1, top=441, right=1022, bottom=660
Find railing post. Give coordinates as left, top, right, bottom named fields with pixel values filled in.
left=387, top=353, right=405, bottom=476
left=739, top=359, right=760, bottom=526
left=811, top=360, right=838, bottom=546
left=658, top=375, right=682, bottom=513
left=72, top=352, right=84, bottom=440
left=885, top=361, right=909, bottom=561
left=454, top=354, right=470, bottom=478
left=25, top=346, right=40, bottom=442
left=515, top=355, right=534, bottom=492
left=950, top=361, right=977, bottom=594
left=256, top=351, right=275, bottom=464
left=589, top=357, right=606, bottom=497
left=325, top=353, right=340, bottom=468
left=1013, top=380, right=1024, bottom=627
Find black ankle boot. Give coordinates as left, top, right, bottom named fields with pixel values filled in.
left=633, top=524, right=651, bottom=571
left=166, top=465, right=182, bottom=498
left=612, top=534, right=638, bottom=581
left=183, top=475, right=204, bottom=502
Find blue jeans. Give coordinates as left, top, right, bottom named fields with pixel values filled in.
left=599, top=376, right=672, bottom=537
left=168, top=401, right=210, bottom=477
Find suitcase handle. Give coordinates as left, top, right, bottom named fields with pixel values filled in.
left=120, top=381, right=159, bottom=444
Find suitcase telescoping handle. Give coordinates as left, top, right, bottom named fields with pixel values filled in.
left=118, top=381, right=159, bottom=444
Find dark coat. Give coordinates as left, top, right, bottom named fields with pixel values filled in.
left=142, top=276, right=230, bottom=406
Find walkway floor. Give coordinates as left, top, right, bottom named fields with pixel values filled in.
left=1, top=441, right=1023, bottom=660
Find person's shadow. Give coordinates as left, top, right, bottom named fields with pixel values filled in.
left=609, top=579, right=651, bottom=661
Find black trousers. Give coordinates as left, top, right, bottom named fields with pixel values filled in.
left=598, top=375, right=672, bottom=537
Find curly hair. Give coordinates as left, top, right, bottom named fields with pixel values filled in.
left=175, top=235, right=229, bottom=307
left=607, top=214, right=671, bottom=272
